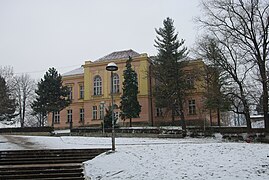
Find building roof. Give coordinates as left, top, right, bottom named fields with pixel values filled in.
left=62, top=67, right=84, bottom=77
left=62, top=49, right=141, bottom=77
left=94, top=49, right=140, bottom=62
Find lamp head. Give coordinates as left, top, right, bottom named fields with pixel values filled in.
left=106, top=62, right=118, bottom=71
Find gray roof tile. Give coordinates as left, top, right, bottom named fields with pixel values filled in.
left=95, top=49, right=140, bottom=62
left=62, top=67, right=84, bottom=77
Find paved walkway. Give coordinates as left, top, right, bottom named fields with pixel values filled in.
left=0, top=135, right=38, bottom=150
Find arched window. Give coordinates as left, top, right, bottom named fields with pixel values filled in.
left=93, top=75, right=102, bottom=95
left=112, top=73, right=120, bottom=93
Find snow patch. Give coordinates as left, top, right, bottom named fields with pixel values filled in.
left=1, top=135, right=269, bottom=180
left=213, top=133, right=223, bottom=141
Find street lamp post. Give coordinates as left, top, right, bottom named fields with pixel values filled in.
left=100, top=101, right=105, bottom=134
left=106, top=62, right=118, bottom=151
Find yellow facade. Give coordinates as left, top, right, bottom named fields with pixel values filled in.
left=48, top=50, right=217, bottom=129
left=48, top=50, right=153, bottom=128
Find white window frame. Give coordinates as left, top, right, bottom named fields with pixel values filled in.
left=67, top=109, right=72, bottom=123
left=156, top=108, right=163, bottom=117
left=79, top=84, right=84, bottom=99
left=80, top=108, right=84, bottom=122
left=93, top=76, right=102, bottom=95
left=92, top=106, right=97, bottom=120
left=99, top=105, right=104, bottom=120
left=112, top=73, right=120, bottom=93
left=188, top=100, right=196, bottom=115
left=54, top=111, right=60, bottom=124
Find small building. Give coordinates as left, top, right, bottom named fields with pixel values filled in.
left=47, top=49, right=218, bottom=128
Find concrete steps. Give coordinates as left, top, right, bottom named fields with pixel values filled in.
left=0, top=148, right=109, bottom=179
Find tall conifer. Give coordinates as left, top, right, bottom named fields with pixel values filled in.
left=32, top=68, right=71, bottom=126
left=153, top=17, right=188, bottom=132
left=120, top=56, right=141, bottom=127
left=0, top=76, right=17, bottom=123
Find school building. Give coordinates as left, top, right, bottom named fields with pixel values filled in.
left=48, top=49, right=218, bottom=128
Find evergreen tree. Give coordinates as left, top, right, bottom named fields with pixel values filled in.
left=0, top=76, right=17, bottom=123
left=104, top=107, right=112, bottom=128
left=32, top=68, right=71, bottom=126
left=31, top=94, right=47, bottom=127
left=152, top=17, right=188, bottom=132
left=120, top=56, right=141, bottom=127
left=103, top=106, right=118, bottom=128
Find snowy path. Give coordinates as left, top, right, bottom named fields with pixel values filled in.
left=0, top=135, right=269, bottom=179
left=1, top=135, right=38, bottom=149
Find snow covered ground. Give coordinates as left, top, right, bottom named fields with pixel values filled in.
left=0, top=135, right=269, bottom=180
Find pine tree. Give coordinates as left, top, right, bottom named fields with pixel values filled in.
left=120, top=56, right=141, bottom=127
left=31, top=93, right=47, bottom=127
left=103, top=106, right=119, bottom=128
left=103, top=107, right=112, bottom=128
left=0, top=76, right=17, bottom=123
left=32, top=68, right=71, bottom=127
left=153, top=17, right=188, bottom=132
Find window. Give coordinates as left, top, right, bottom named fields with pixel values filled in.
left=156, top=108, right=163, bottom=117
left=112, top=73, right=120, bottom=93
left=79, top=84, right=84, bottom=99
left=93, top=76, right=102, bottom=95
left=67, top=109, right=72, bottom=123
left=186, top=75, right=195, bottom=88
left=54, top=111, right=60, bottom=124
left=67, top=86, right=73, bottom=100
left=99, top=104, right=104, bottom=119
left=188, top=100, right=196, bottom=115
left=80, top=108, right=84, bottom=122
left=92, top=106, right=97, bottom=120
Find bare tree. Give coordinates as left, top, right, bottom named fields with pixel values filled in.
left=196, top=36, right=253, bottom=130
left=197, top=0, right=269, bottom=129
left=14, top=74, right=35, bottom=127
left=204, top=63, right=231, bottom=126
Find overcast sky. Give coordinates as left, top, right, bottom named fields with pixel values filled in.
left=0, top=0, right=202, bottom=80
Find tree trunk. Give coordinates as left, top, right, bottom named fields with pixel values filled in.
left=217, top=108, right=220, bottom=127
left=237, top=114, right=240, bottom=126
left=21, top=96, right=26, bottom=128
left=209, top=109, right=212, bottom=126
left=242, top=98, right=252, bottom=131
left=178, top=101, right=186, bottom=137
left=171, top=105, right=175, bottom=125
left=42, top=114, right=46, bottom=127
left=39, top=113, right=42, bottom=127
left=18, top=95, right=23, bottom=127
left=180, top=110, right=186, bottom=137
left=263, top=88, right=269, bottom=130
left=51, top=111, right=55, bottom=127
left=129, top=118, right=132, bottom=127
left=259, top=61, right=269, bottom=130
left=245, top=112, right=251, bottom=132
left=238, top=81, right=252, bottom=130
